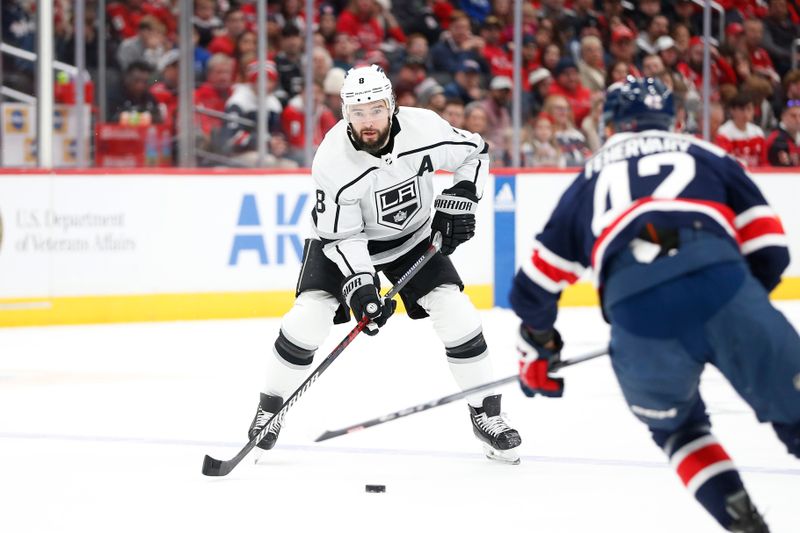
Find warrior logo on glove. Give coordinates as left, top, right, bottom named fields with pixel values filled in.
left=433, top=198, right=476, bottom=212
left=341, top=273, right=396, bottom=336
left=431, top=181, right=479, bottom=255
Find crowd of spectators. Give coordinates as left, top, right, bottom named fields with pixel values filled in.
left=2, top=0, right=800, bottom=168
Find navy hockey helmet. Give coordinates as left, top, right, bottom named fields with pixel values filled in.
left=603, top=75, right=675, bottom=132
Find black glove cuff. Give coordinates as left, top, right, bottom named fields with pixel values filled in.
left=524, top=326, right=554, bottom=346
left=520, top=325, right=564, bottom=358
left=445, top=180, right=479, bottom=201
left=341, top=273, right=377, bottom=308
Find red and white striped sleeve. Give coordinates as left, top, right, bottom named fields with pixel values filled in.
left=521, top=240, right=586, bottom=294
left=734, top=205, right=788, bottom=255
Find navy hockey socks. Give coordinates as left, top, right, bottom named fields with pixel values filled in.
left=656, top=426, right=748, bottom=530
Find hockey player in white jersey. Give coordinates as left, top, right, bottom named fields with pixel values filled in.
left=248, top=64, right=522, bottom=463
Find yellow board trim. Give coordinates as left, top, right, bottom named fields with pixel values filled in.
left=559, top=283, right=601, bottom=307
left=1, top=278, right=798, bottom=328
left=769, top=277, right=800, bottom=300
left=0, top=284, right=495, bottom=328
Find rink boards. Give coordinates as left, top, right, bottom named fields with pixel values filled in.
left=0, top=168, right=797, bottom=326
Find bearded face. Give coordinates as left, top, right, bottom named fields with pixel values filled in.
left=347, top=102, right=392, bottom=155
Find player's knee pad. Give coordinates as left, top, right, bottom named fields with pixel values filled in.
left=417, top=284, right=483, bottom=350
left=773, top=421, right=800, bottom=458
left=277, top=290, right=339, bottom=364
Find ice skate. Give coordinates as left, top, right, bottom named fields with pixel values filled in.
left=726, top=491, right=770, bottom=533
left=469, top=394, right=522, bottom=465
left=248, top=393, right=284, bottom=458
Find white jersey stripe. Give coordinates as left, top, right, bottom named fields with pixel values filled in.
left=669, top=435, right=719, bottom=468
left=735, top=205, right=777, bottom=228
left=740, top=234, right=789, bottom=255
left=534, top=240, right=586, bottom=276
left=593, top=200, right=737, bottom=278
left=521, top=258, right=566, bottom=293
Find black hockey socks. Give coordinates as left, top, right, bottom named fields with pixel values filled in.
left=653, top=425, right=766, bottom=531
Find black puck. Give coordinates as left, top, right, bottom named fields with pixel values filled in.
left=365, top=484, right=386, bottom=493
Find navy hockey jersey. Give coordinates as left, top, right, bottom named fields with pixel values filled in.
left=510, top=130, right=790, bottom=330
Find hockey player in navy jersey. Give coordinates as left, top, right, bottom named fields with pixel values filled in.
left=247, top=65, right=522, bottom=464
left=510, top=76, right=800, bottom=532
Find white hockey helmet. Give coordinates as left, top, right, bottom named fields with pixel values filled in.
left=340, top=64, right=395, bottom=123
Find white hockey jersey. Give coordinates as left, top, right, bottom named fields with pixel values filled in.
left=311, top=106, right=489, bottom=275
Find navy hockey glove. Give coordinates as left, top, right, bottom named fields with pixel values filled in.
left=517, top=326, right=565, bottom=398
left=431, top=181, right=479, bottom=255
left=341, top=273, right=396, bottom=336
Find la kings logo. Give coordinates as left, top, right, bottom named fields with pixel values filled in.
left=374, top=176, right=420, bottom=230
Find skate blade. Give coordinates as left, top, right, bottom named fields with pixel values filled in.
left=253, top=449, right=265, bottom=465
left=483, top=444, right=520, bottom=465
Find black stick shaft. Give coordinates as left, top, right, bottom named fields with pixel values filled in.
left=202, top=235, right=442, bottom=476
left=314, top=346, right=608, bottom=442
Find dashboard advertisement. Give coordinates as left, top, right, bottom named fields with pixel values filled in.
left=0, top=169, right=794, bottom=326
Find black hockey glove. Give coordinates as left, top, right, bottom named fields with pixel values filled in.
left=431, top=181, right=479, bottom=255
left=517, top=326, right=565, bottom=398
left=341, top=273, right=397, bottom=336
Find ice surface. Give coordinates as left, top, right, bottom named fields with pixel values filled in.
left=0, top=304, right=798, bottom=532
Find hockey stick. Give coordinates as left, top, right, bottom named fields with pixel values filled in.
left=202, top=234, right=443, bottom=476
left=314, top=346, right=608, bottom=442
